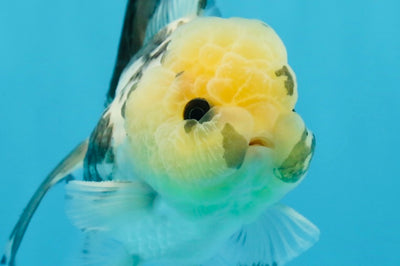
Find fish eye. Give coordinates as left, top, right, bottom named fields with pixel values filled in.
left=183, top=98, right=210, bottom=121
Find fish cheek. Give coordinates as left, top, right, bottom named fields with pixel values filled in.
left=221, top=123, right=248, bottom=169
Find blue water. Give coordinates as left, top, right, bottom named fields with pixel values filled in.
left=0, top=0, right=399, bottom=265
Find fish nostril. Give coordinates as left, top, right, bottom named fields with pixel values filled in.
left=249, top=137, right=275, bottom=148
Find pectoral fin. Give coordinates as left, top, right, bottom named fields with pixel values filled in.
left=65, top=180, right=156, bottom=231
left=65, top=180, right=156, bottom=265
left=1, top=140, right=88, bottom=266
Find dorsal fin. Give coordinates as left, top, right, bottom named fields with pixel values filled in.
left=107, top=0, right=158, bottom=104
left=107, top=0, right=219, bottom=105
left=143, top=0, right=218, bottom=44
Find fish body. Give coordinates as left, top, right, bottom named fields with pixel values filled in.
left=1, top=1, right=318, bottom=265
left=70, top=16, right=317, bottom=265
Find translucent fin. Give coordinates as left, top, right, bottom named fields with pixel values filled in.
left=204, top=204, right=320, bottom=266
left=1, top=140, right=88, bottom=266
left=65, top=180, right=156, bottom=231
left=203, top=0, right=221, bottom=16
left=72, top=232, right=137, bottom=266
left=144, top=0, right=219, bottom=43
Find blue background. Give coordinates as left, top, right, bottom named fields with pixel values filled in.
left=0, top=0, right=399, bottom=265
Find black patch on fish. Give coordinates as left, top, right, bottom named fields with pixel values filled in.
left=176, top=71, right=184, bottom=78
left=65, top=174, right=75, bottom=183
left=187, top=107, right=215, bottom=125
left=1, top=255, right=7, bottom=264
left=121, top=101, right=127, bottom=118
left=160, top=51, right=168, bottom=64
left=121, top=83, right=138, bottom=118
left=222, top=123, right=248, bottom=169
left=140, top=28, right=169, bottom=63
left=183, top=108, right=214, bottom=134
left=152, top=27, right=169, bottom=46
left=199, top=110, right=214, bottom=123
left=184, top=120, right=198, bottom=133
left=125, top=31, right=171, bottom=88
left=126, top=82, right=138, bottom=101
left=275, top=65, right=294, bottom=96
left=150, top=40, right=171, bottom=60
left=131, top=69, right=143, bottom=84
left=107, top=0, right=164, bottom=105
left=84, top=112, right=115, bottom=181
left=118, top=64, right=144, bottom=102
left=177, top=20, right=186, bottom=27
left=108, top=27, right=172, bottom=107
left=198, top=0, right=207, bottom=12
left=273, top=130, right=315, bottom=183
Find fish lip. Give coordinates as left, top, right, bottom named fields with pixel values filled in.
left=249, top=137, right=275, bottom=149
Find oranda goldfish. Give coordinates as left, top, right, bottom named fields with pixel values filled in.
left=2, top=1, right=318, bottom=265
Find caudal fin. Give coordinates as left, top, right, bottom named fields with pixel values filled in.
left=204, top=203, right=320, bottom=265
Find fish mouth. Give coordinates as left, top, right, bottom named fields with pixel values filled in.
left=249, top=137, right=275, bottom=149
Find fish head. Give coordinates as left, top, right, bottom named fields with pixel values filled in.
left=124, top=17, right=315, bottom=217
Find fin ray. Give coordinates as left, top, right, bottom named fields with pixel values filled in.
left=73, top=232, right=135, bottom=266
left=65, top=180, right=156, bottom=231
left=204, top=204, right=320, bottom=266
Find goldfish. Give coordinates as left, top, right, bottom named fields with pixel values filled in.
left=1, top=0, right=318, bottom=265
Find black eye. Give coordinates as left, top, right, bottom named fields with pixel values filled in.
left=183, top=98, right=210, bottom=121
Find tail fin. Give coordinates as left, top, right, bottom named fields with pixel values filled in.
left=204, top=204, right=320, bottom=266
left=1, top=140, right=88, bottom=266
